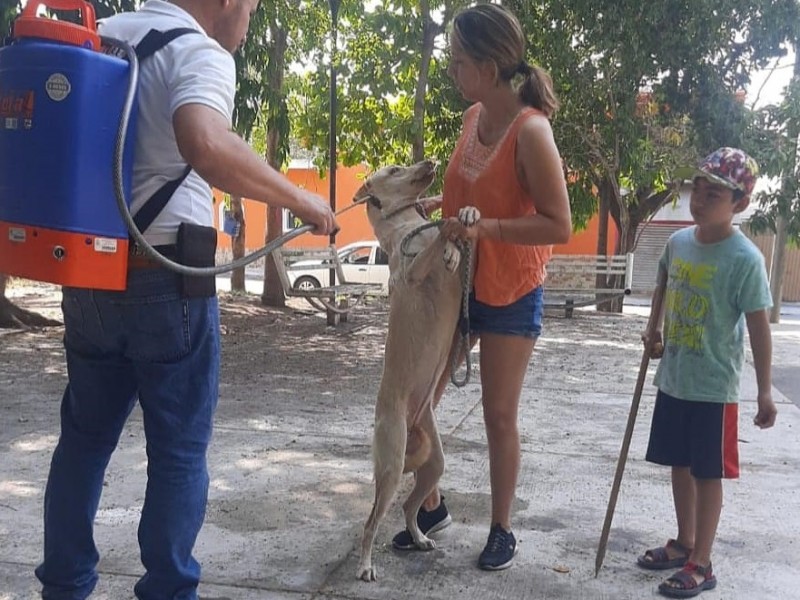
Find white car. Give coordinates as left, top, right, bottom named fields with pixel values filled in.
left=287, top=241, right=390, bottom=294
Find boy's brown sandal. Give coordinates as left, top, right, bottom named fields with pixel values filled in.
left=658, top=562, right=717, bottom=598
left=637, top=538, right=693, bottom=570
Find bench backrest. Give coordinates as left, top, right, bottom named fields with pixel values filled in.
left=545, top=253, right=634, bottom=292
left=272, top=245, right=348, bottom=293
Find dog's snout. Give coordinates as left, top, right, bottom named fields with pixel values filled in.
left=412, top=160, right=437, bottom=183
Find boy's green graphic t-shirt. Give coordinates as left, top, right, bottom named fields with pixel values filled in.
left=654, top=226, right=772, bottom=403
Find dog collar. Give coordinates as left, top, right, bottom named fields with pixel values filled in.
left=359, top=190, right=423, bottom=220
left=382, top=200, right=423, bottom=220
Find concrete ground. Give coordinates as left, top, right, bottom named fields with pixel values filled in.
left=1, top=285, right=798, bottom=600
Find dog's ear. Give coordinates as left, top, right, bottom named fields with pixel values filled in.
left=353, top=182, right=382, bottom=209
left=353, top=182, right=371, bottom=204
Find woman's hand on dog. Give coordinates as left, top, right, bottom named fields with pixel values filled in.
left=440, top=206, right=486, bottom=242
left=416, top=195, right=443, bottom=218
left=440, top=218, right=475, bottom=242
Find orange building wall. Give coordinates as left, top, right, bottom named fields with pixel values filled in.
left=214, top=165, right=617, bottom=255
left=214, top=164, right=374, bottom=251
left=553, top=213, right=618, bottom=255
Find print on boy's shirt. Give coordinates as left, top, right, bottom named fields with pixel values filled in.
left=663, top=257, right=717, bottom=353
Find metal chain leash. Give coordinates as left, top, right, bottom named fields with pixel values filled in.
left=450, top=240, right=473, bottom=387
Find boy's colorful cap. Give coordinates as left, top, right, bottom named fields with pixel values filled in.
left=675, top=147, right=759, bottom=196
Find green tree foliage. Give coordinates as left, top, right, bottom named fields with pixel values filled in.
left=91, top=0, right=137, bottom=19
left=505, top=0, right=799, bottom=256
left=1, top=0, right=20, bottom=38
left=745, top=39, right=800, bottom=319
left=235, top=1, right=332, bottom=164
left=291, top=0, right=469, bottom=183
left=747, top=58, right=800, bottom=242
left=285, top=0, right=798, bottom=263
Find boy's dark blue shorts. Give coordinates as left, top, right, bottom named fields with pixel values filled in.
left=469, top=286, right=544, bottom=339
left=645, top=389, right=739, bottom=479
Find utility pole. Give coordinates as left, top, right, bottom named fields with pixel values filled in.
left=328, top=0, right=340, bottom=258
left=326, top=0, right=341, bottom=325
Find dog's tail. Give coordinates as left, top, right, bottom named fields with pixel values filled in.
left=403, top=426, right=431, bottom=473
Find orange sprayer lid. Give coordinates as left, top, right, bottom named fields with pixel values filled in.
left=13, top=0, right=101, bottom=51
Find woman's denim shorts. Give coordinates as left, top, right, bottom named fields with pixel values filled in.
left=468, top=286, right=544, bottom=338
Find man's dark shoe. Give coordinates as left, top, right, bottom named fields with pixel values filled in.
left=391, top=495, right=452, bottom=550
left=478, top=523, right=518, bottom=570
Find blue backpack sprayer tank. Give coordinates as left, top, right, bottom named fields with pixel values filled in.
left=0, top=0, right=137, bottom=289
left=0, top=0, right=317, bottom=292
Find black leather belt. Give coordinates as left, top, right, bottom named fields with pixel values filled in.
left=127, top=244, right=178, bottom=270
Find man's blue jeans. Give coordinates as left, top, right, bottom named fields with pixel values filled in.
left=35, top=269, right=220, bottom=600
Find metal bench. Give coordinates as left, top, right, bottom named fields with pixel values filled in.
left=272, top=245, right=382, bottom=324
left=544, top=253, right=635, bottom=317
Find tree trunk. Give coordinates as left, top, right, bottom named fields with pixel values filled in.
left=596, top=177, right=624, bottom=312
left=0, top=274, right=61, bottom=329
left=599, top=180, right=676, bottom=313
left=769, top=216, right=789, bottom=323
left=620, top=218, right=638, bottom=258
left=230, top=195, right=246, bottom=292
left=596, top=193, right=609, bottom=256
left=595, top=189, right=610, bottom=299
left=411, top=5, right=439, bottom=163
left=262, top=204, right=286, bottom=307
left=261, top=23, right=289, bottom=308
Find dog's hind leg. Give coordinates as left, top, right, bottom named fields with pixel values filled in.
left=402, top=406, right=445, bottom=551
left=357, top=410, right=406, bottom=581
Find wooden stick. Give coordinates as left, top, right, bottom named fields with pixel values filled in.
left=594, top=348, right=651, bottom=577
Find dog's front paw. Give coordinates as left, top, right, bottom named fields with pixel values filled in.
left=443, top=241, right=461, bottom=273
left=458, top=206, right=481, bottom=227
left=357, top=565, right=377, bottom=582
left=414, top=535, right=436, bottom=551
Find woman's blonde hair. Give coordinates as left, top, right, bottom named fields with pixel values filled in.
left=452, top=3, right=559, bottom=118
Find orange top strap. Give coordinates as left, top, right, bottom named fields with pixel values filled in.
left=442, top=103, right=553, bottom=306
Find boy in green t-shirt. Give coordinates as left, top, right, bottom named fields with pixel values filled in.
left=636, top=148, right=777, bottom=598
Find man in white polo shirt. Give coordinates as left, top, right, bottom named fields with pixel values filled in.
left=34, top=1, right=336, bottom=599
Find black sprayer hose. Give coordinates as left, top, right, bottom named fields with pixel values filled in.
left=103, top=35, right=315, bottom=276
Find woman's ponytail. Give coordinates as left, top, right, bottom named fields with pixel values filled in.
left=518, top=64, right=559, bottom=118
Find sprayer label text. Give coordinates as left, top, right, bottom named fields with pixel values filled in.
left=45, top=74, right=71, bottom=102
left=0, top=90, right=34, bottom=121
left=94, top=238, right=118, bottom=253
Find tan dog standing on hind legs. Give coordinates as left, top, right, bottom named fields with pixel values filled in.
left=352, top=160, right=479, bottom=581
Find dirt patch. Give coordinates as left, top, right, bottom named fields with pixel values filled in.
left=0, top=281, right=650, bottom=418
left=0, top=282, right=655, bottom=452
left=0, top=282, right=392, bottom=398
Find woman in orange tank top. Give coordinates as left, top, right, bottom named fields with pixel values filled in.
left=391, top=3, right=572, bottom=571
